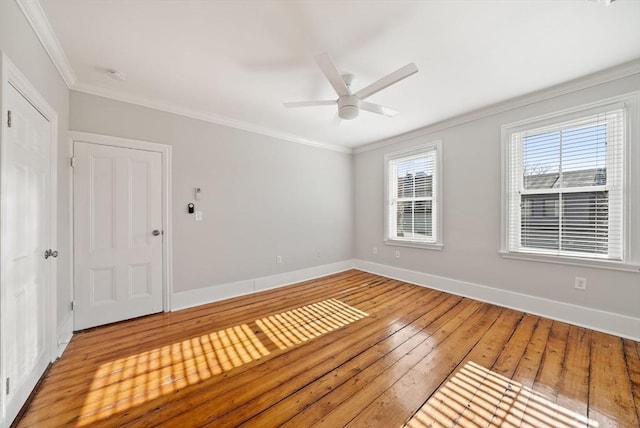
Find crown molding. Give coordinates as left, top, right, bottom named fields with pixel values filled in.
left=71, top=82, right=352, bottom=154
left=16, top=0, right=77, bottom=87
left=354, top=59, right=640, bottom=154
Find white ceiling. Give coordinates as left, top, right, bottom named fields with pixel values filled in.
left=35, top=0, right=640, bottom=150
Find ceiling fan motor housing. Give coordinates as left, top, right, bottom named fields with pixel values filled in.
left=283, top=53, right=418, bottom=120
left=338, top=95, right=360, bottom=120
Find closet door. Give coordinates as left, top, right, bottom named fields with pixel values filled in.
left=1, top=82, right=54, bottom=425
left=74, top=142, right=163, bottom=330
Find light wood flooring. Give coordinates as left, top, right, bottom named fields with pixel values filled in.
left=15, top=270, right=640, bottom=427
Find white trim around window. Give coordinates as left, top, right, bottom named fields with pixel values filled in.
left=384, top=141, right=443, bottom=250
left=500, top=92, right=640, bottom=272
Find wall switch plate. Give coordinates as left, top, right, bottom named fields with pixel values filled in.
left=395, top=250, right=400, bottom=259
left=372, top=247, right=378, bottom=255
left=195, top=211, right=203, bottom=221
left=574, top=277, right=587, bottom=290
left=276, top=255, right=282, bottom=264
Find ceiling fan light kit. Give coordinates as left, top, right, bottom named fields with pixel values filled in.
left=284, top=52, right=418, bottom=121
left=338, top=95, right=360, bottom=120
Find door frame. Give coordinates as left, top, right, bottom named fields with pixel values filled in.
left=70, top=131, right=173, bottom=323
left=0, top=52, right=58, bottom=425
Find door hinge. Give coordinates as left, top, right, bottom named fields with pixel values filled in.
left=70, top=157, right=75, bottom=167
left=5, top=377, right=9, bottom=395
left=7, top=110, right=11, bottom=128
left=71, top=300, right=75, bottom=311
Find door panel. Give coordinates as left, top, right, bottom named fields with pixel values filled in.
left=74, top=142, right=163, bottom=330
left=90, top=267, right=116, bottom=304
left=129, top=263, right=151, bottom=298
left=90, top=155, right=115, bottom=251
left=1, top=83, right=52, bottom=424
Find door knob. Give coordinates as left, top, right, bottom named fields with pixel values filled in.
left=152, top=230, right=161, bottom=236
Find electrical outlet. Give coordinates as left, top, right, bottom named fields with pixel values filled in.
left=276, top=255, right=282, bottom=264
left=574, top=277, right=587, bottom=291
left=195, top=211, right=203, bottom=221
left=395, top=250, right=400, bottom=259
left=372, top=246, right=378, bottom=255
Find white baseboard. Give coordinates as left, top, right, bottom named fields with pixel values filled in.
left=253, top=260, right=353, bottom=291
left=171, top=278, right=254, bottom=312
left=171, top=260, right=353, bottom=311
left=353, top=259, right=640, bottom=341
left=56, top=313, right=74, bottom=358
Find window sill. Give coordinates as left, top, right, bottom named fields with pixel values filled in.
left=385, top=240, right=444, bottom=251
left=499, top=250, right=640, bottom=272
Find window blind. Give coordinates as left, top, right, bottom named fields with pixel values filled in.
left=387, top=149, right=436, bottom=243
left=507, top=107, right=625, bottom=260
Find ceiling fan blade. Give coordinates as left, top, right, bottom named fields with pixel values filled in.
left=283, top=100, right=336, bottom=108
left=355, top=63, right=418, bottom=100
left=314, top=53, right=350, bottom=97
left=360, top=101, right=398, bottom=117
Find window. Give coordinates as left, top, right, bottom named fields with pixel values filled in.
left=385, top=142, right=442, bottom=249
left=502, top=95, right=640, bottom=270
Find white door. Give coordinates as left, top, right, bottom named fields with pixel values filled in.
left=1, top=83, right=54, bottom=424
left=74, top=142, right=163, bottom=330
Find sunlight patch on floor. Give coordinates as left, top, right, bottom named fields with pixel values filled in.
left=77, top=298, right=368, bottom=426
left=257, top=298, right=368, bottom=349
left=405, top=361, right=598, bottom=428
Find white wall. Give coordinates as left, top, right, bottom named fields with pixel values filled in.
left=354, top=74, right=640, bottom=320
left=0, top=0, right=72, bottom=330
left=69, top=91, right=354, bottom=294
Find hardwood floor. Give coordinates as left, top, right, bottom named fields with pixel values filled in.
left=15, top=270, right=640, bottom=427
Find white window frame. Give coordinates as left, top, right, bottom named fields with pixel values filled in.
left=384, top=141, right=443, bottom=250
left=500, top=92, right=640, bottom=272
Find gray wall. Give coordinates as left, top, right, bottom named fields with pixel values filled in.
left=69, top=91, right=354, bottom=293
left=354, top=75, right=640, bottom=319
left=0, top=0, right=72, bottom=327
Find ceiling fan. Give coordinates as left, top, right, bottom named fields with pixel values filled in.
left=284, top=53, right=418, bottom=120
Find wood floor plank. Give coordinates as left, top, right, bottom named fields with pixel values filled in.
left=404, top=308, right=525, bottom=427
left=624, top=339, right=640, bottom=423
left=14, top=270, right=639, bottom=428
left=343, top=304, right=503, bottom=427
left=22, top=281, right=415, bottom=427
left=231, top=292, right=458, bottom=427
left=59, top=282, right=425, bottom=428
left=312, top=302, right=493, bottom=426
left=589, top=331, right=639, bottom=427
left=449, top=313, right=539, bottom=428
left=554, top=325, right=591, bottom=423
left=280, top=298, right=481, bottom=428
left=525, top=320, right=592, bottom=428
left=488, top=316, right=553, bottom=427
left=127, top=286, right=438, bottom=427
left=27, top=274, right=396, bottom=411
left=17, top=272, right=395, bottom=422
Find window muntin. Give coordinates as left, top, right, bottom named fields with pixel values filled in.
left=385, top=143, right=441, bottom=247
left=506, top=107, right=624, bottom=260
